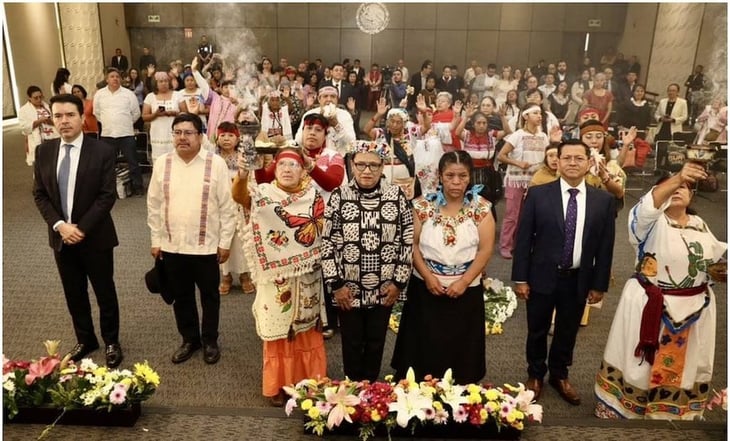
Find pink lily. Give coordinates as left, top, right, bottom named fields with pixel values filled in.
left=324, top=384, right=361, bottom=429
left=24, top=356, right=60, bottom=386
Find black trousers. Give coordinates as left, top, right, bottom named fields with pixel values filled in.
left=338, top=305, right=392, bottom=382
left=525, top=271, right=584, bottom=380
left=100, top=135, right=144, bottom=192
left=53, top=245, right=119, bottom=346
left=163, top=252, right=220, bottom=344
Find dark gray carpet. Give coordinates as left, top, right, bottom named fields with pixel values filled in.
left=2, top=123, right=726, bottom=439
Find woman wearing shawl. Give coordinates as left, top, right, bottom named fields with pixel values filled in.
left=232, top=148, right=327, bottom=407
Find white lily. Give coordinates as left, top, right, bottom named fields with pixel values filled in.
left=388, top=384, right=434, bottom=428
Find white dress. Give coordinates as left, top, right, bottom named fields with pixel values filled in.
left=145, top=92, right=182, bottom=161
left=595, top=189, right=726, bottom=420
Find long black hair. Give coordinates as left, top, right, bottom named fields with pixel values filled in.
left=52, top=68, right=70, bottom=94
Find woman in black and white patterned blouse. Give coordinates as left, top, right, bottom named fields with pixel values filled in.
left=321, top=143, right=414, bottom=382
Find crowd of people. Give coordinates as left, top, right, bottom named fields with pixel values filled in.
left=23, top=38, right=727, bottom=421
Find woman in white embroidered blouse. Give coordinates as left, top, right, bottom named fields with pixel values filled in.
left=392, top=151, right=495, bottom=384
left=143, top=71, right=182, bottom=161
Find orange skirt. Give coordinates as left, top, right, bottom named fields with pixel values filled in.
left=262, top=328, right=327, bottom=397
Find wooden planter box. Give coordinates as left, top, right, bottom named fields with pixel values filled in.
left=4, top=402, right=141, bottom=427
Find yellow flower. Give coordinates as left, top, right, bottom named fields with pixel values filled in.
left=307, top=406, right=320, bottom=419
left=484, top=389, right=500, bottom=401
left=515, top=421, right=524, bottom=431
left=479, top=408, right=488, bottom=424
left=370, top=409, right=381, bottom=422
left=491, top=323, right=503, bottom=334
left=467, top=384, right=481, bottom=395
left=93, top=366, right=108, bottom=377
left=485, top=401, right=498, bottom=412
left=467, top=393, right=481, bottom=404
left=384, top=374, right=394, bottom=383
left=134, top=361, right=161, bottom=387
left=346, top=406, right=356, bottom=415
left=432, top=401, right=443, bottom=411
left=43, top=340, right=61, bottom=356
left=301, top=399, right=313, bottom=410
left=120, top=378, right=132, bottom=388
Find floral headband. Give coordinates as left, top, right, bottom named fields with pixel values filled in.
left=350, top=140, right=390, bottom=159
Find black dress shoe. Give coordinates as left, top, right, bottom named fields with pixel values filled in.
left=105, top=344, right=124, bottom=368
left=66, top=343, right=100, bottom=362
left=203, top=342, right=221, bottom=364
left=171, top=342, right=201, bottom=364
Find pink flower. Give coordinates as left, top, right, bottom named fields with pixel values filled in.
left=24, top=356, right=60, bottom=386
left=324, top=384, right=361, bottom=429
left=453, top=406, right=468, bottom=423
left=284, top=398, right=297, bottom=416
left=433, top=409, right=449, bottom=424
left=109, top=386, right=127, bottom=405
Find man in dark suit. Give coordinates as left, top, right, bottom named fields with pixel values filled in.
left=437, top=65, right=460, bottom=101
left=33, top=94, right=123, bottom=368
left=512, top=140, right=615, bottom=405
left=110, top=48, right=129, bottom=73
left=321, top=62, right=357, bottom=107
left=407, top=60, right=433, bottom=110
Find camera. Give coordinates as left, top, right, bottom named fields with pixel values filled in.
left=158, top=105, right=166, bottom=113
left=380, top=65, right=395, bottom=85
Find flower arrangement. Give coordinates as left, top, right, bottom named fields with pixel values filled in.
left=3, top=341, right=159, bottom=439
left=483, top=278, right=518, bottom=335
left=284, top=368, right=542, bottom=441
left=390, top=278, right=517, bottom=335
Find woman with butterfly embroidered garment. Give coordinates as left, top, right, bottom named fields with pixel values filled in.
left=391, top=151, right=495, bottom=385
left=232, top=147, right=327, bottom=407
left=362, top=96, right=432, bottom=200
left=321, top=143, right=414, bottom=382
left=254, top=113, right=346, bottom=338
left=595, top=163, right=726, bottom=420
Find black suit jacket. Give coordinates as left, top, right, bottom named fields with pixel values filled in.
left=111, top=55, right=129, bottom=72
left=408, top=72, right=429, bottom=109
left=33, top=136, right=119, bottom=252
left=322, top=80, right=357, bottom=106
left=511, top=180, right=615, bottom=298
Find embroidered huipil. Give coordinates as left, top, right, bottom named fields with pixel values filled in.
left=148, top=149, right=237, bottom=254
left=503, top=129, right=549, bottom=189
left=321, top=180, right=414, bottom=308
left=413, top=195, right=492, bottom=288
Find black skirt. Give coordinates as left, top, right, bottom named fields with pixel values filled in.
left=391, top=276, right=486, bottom=384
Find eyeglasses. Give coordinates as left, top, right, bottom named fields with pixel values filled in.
left=560, top=156, right=588, bottom=163
left=276, top=160, right=302, bottom=170
left=171, top=130, right=199, bottom=137
left=352, top=162, right=382, bottom=172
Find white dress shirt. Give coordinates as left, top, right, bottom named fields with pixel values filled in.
left=52, top=133, right=84, bottom=230
left=93, top=86, right=141, bottom=138
left=147, top=149, right=237, bottom=254
left=560, top=178, right=587, bottom=269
